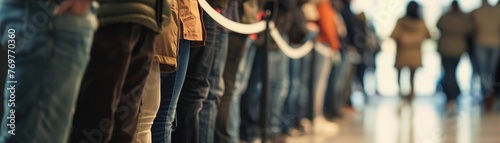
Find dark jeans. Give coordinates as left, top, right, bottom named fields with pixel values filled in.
left=200, top=30, right=228, bottom=143
left=240, top=49, right=289, bottom=141
left=215, top=33, right=250, bottom=143
left=70, top=24, right=155, bottom=143
left=151, top=40, right=191, bottom=143
left=282, top=53, right=312, bottom=132
left=172, top=11, right=216, bottom=143
left=441, top=55, right=461, bottom=102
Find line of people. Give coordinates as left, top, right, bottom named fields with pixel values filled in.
left=1, top=0, right=499, bottom=143
left=0, top=0, right=376, bottom=142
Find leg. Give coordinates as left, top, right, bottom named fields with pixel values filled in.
left=239, top=47, right=264, bottom=142
left=397, top=68, right=402, bottom=96
left=133, top=62, right=161, bottom=143
left=151, top=40, right=190, bottom=143
left=409, top=69, right=417, bottom=102
left=111, top=25, right=155, bottom=143
left=172, top=12, right=216, bottom=143
left=268, top=50, right=289, bottom=137
left=215, top=34, right=250, bottom=143
left=441, top=56, right=461, bottom=102
left=71, top=24, right=154, bottom=143
left=475, top=45, right=495, bottom=95
left=1, top=1, right=96, bottom=142
left=200, top=30, right=228, bottom=143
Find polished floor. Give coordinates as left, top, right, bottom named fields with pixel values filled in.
left=287, top=95, right=500, bottom=143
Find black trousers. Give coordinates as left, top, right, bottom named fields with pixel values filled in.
left=69, top=24, right=155, bottom=143
left=441, top=56, right=461, bottom=101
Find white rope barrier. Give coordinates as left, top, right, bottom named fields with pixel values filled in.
left=198, top=0, right=266, bottom=34
left=268, top=23, right=315, bottom=59
left=314, top=42, right=333, bottom=58
left=198, top=0, right=317, bottom=59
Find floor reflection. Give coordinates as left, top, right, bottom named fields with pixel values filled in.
left=288, top=95, right=500, bottom=143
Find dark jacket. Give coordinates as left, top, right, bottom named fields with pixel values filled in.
left=96, top=0, right=171, bottom=33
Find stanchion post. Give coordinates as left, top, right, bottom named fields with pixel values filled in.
left=259, top=9, right=272, bottom=143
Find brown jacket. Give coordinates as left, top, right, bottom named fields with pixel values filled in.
left=154, top=0, right=206, bottom=73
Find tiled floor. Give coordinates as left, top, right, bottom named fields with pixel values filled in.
left=287, top=96, right=500, bottom=143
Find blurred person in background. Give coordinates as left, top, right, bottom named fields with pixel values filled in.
left=281, top=0, right=321, bottom=137
left=198, top=0, right=231, bottom=143
left=391, top=1, right=430, bottom=103
left=323, top=0, right=363, bottom=119
left=356, top=12, right=381, bottom=96
left=436, top=0, right=471, bottom=110
left=239, top=0, right=301, bottom=141
left=470, top=0, right=500, bottom=111
left=496, top=1, right=500, bottom=106
left=0, top=0, right=97, bottom=142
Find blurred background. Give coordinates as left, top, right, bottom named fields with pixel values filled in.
left=286, top=0, right=500, bottom=143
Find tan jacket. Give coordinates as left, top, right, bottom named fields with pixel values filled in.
left=154, top=0, right=206, bottom=73
left=391, top=17, right=431, bottom=69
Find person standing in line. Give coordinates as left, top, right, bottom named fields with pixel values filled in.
left=171, top=0, right=216, bottom=142
left=436, top=0, right=471, bottom=110
left=470, top=0, right=500, bottom=110
left=132, top=0, right=176, bottom=142
left=214, top=0, right=263, bottom=142
left=199, top=0, right=237, bottom=142
left=391, top=1, right=430, bottom=103
left=150, top=0, right=206, bottom=142
left=0, top=0, right=97, bottom=142
left=69, top=0, right=170, bottom=142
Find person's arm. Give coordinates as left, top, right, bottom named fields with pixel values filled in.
left=436, top=16, right=443, bottom=30
left=53, top=0, right=92, bottom=16
left=423, top=20, right=431, bottom=39
left=390, top=19, right=401, bottom=40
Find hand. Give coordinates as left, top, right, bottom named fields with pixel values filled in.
left=53, top=0, right=92, bottom=16
left=306, top=22, right=319, bottom=32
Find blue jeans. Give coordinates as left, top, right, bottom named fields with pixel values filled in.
left=474, top=45, right=500, bottom=95
left=151, top=40, right=191, bottom=143
left=0, top=0, right=96, bottom=142
left=240, top=49, right=289, bottom=141
left=199, top=30, right=228, bottom=143
left=227, top=38, right=256, bottom=142
left=282, top=53, right=312, bottom=132
left=172, top=12, right=216, bottom=143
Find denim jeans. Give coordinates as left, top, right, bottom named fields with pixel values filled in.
left=282, top=53, right=312, bottom=132
left=240, top=49, right=289, bottom=141
left=0, top=1, right=97, bottom=142
left=474, top=45, right=500, bottom=95
left=215, top=37, right=255, bottom=143
left=172, top=12, right=216, bottom=143
left=199, top=30, right=228, bottom=143
left=441, top=55, right=461, bottom=102
left=151, top=40, right=191, bottom=143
